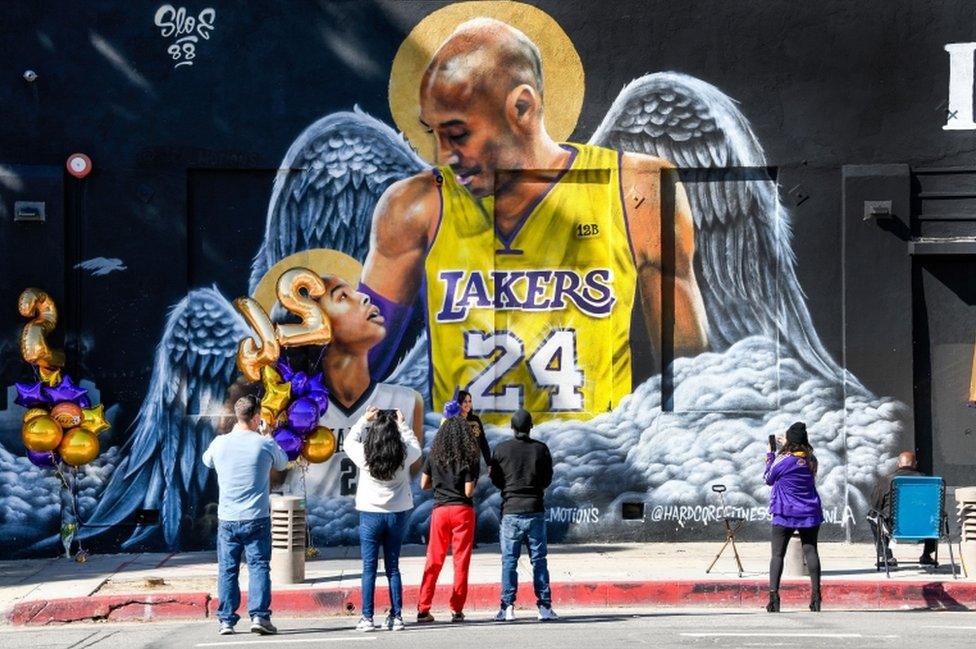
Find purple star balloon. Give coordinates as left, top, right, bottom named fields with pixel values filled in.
left=77, top=395, right=92, bottom=409
left=287, top=397, right=319, bottom=435
left=290, top=372, right=310, bottom=398
left=27, top=449, right=60, bottom=468
left=308, top=389, right=329, bottom=417
left=273, top=428, right=303, bottom=461
left=14, top=381, right=49, bottom=408
left=43, top=375, right=88, bottom=405
left=275, top=359, right=295, bottom=382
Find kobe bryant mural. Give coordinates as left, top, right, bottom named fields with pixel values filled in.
left=2, top=1, right=907, bottom=553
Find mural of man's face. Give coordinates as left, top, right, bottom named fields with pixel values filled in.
left=317, top=277, right=386, bottom=350
left=420, top=80, right=519, bottom=199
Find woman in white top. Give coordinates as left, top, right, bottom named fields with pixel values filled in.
left=344, top=406, right=422, bottom=632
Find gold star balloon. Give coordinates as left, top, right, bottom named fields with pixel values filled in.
left=80, top=403, right=110, bottom=435
left=39, top=366, right=61, bottom=386
left=261, top=366, right=291, bottom=416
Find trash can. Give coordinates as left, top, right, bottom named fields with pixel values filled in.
left=956, top=486, right=976, bottom=579
left=270, top=495, right=306, bottom=585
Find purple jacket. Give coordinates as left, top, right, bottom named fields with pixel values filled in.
left=764, top=452, right=823, bottom=528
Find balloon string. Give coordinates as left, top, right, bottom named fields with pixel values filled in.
left=53, top=462, right=86, bottom=557
left=301, top=462, right=312, bottom=549
left=312, top=345, right=328, bottom=373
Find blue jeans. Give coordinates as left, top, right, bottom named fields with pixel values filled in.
left=216, top=517, right=272, bottom=625
left=500, top=512, right=551, bottom=608
left=359, top=510, right=409, bottom=619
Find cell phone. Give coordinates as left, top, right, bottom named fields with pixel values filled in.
left=768, top=434, right=777, bottom=453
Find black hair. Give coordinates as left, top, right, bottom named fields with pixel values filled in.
left=430, top=416, right=479, bottom=471
left=779, top=440, right=815, bottom=456
left=235, top=394, right=260, bottom=422
left=363, top=411, right=406, bottom=481
left=457, top=389, right=472, bottom=403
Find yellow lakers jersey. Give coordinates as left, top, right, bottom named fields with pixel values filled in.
left=425, top=143, right=637, bottom=424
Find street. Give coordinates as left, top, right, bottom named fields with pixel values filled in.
left=1, top=608, right=975, bottom=649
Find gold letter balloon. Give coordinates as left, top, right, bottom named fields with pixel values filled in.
left=234, top=267, right=333, bottom=383
left=18, top=288, right=66, bottom=371
left=275, top=268, right=332, bottom=347
left=234, top=297, right=280, bottom=382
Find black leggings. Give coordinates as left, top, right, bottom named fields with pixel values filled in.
left=769, top=524, right=821, bottom=594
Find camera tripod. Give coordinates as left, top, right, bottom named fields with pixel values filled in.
left=705, top=484, right=745, bottom=577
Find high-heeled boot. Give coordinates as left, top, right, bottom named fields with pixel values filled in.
left=809, top=591, right=822, bottom=612
left=766, top=590, right=780, bottom=612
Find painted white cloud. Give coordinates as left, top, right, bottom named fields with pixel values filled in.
left=305, top=336, right=903, bottom=545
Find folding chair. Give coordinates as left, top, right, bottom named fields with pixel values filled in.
left=875, top=476, right=957, bottom=579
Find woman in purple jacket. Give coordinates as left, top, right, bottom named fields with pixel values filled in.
left=764, top=422, right=823, bottom=612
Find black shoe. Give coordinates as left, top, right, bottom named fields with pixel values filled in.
left=451, top=611, right=465, bottom=623
left=919, top=554, right=938, bottom=566
left=876, top=558, right=898, bottom=568
left=416, top=610, right=435, bottom=624
left=810, top=593, right=822, bottom=612
left=766, top=591, right=780, bottom=613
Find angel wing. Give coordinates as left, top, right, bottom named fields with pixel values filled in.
left=249, top=107, right=431, bottom=383
left=248, top=107, right=429, bottom=294
left=590, top=72, right=848, bottom=385
left=70, top=287, right=247, bottom=550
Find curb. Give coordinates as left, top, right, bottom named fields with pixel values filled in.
left=7, top=579, right=976, bottom=625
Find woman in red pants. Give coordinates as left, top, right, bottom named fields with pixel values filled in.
left=416, top=408, right=482, bottom=623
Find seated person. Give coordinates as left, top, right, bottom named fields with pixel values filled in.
left=870, top=451, right=937, bottom=567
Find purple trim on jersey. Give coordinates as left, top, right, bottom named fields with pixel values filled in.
left=617, top=148, right=639, bottom=268
left=427, top=168, right=444, bottom=254
left=421, top=272, right=435, bottom=405
left=495, top=143, right=579, bottom=250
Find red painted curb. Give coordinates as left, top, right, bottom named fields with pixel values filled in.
left=8, top=580, right=976, bottom=625
left=7, top=592, right=211, bottom=625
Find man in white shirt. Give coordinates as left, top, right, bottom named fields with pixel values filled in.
left=202, top=395, right=288, bottom=636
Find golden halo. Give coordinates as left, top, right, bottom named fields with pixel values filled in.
left=389, top=0, right=584, bottom=164
left=252, top=249, right=363, bottom=313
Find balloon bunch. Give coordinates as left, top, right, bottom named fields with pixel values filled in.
left=260, top=360, right=336, bottom=464
left=234, top=267, right=339, bottom=465
left=16, top=289, right=109, bottom=468
left=17, top=374, right=109, bottom=467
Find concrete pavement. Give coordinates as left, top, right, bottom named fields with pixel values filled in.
left=1, top=608, right=976, bottom=649
left=1, top=542, right=970, bottom=625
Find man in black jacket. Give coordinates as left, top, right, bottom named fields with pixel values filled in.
left=871, top=451, right=937, bottom=567
left=489, top=409, right=558, bottom=622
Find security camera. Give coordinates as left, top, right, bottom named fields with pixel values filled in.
left=23, top=70, right=38, bottom=82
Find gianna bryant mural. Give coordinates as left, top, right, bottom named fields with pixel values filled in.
left=0, top=1, right=910, bottom=556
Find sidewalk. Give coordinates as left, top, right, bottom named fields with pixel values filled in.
left=2, top=542, right=972, bottom=625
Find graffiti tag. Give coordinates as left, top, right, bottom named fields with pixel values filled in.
left=154, top=5, right=216, bottom=69
left=649, top=504, right=844, bottom=527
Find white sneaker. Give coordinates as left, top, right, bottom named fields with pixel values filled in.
left=537, top=604, right=559, bottom=621
left=385, top=614, right=405, bottom=631
left=494, top=604, right=516, bottom=622
left=355, top=617, right=376, bottom=632
left=218, top=621, right=235, bottom=635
